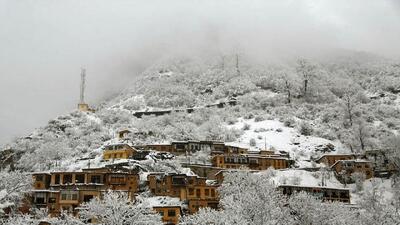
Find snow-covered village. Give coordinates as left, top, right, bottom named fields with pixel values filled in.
left=1, top=1, right=400, bottom=225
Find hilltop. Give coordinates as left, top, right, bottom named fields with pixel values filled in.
left=1, top=53, right=400, bottom=224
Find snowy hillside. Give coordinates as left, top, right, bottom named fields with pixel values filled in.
left=1, top=55, right=400, bottom=224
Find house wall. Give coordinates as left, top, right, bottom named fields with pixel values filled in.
left=103, top=149, right=134, bottom=160
left=212, top=155, right=289, bottom=170
left=332, top=161, right=374, bottom=180
left=153, top=207, right=181, bottom=225
left=31, top=170, right=139, bottom=216
left=319, top=155, right=355, bottom=166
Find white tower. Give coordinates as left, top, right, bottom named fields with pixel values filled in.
left=80, top=68, right=86, bottom=104
left=78, top=68, right=93, bottom=112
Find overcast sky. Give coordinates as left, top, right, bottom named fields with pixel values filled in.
left=0, top=0, right=400, bottom=145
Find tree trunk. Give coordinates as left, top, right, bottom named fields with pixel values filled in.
left=304, top=79, right=308, bottom=98
left=285, top=80, right=291, bottom=104
left=358, top=126, right=365, bottom=152
left=236, top=54, right=240, bottom=76
left=346, top=97, right=353, bottom=126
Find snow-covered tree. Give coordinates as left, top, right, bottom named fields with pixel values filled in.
left=287, top=192, right=361, bottom=225
left=180, top=207, right=247, bottom=225
left=79, top=191, right=163, bottom=225
left=296, top=59, right=317, bottom=100
left=0, top=170, right=30, bottom=216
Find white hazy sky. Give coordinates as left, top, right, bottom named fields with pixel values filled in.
left=0, top=0, right=400, bottom=145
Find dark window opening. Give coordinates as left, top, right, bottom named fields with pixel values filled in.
left=90, top=175, right=102, bottom=184
left=35, top=175, right=43, bottom=182
left=55, top=174, right=60, bottom=184
left=63, top=174, right=72, bottom=184
left=75, top=174, right=85, bottom=183
left=83, top=195, right=94, bottom=202
left=196, top=189, right=201, bottom=197
left=168, top=210, right=176, bottom=217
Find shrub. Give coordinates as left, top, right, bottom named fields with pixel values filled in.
left=299, top=121, right=313, bottom=136
left=242, top=123, right=251, bottom=131
left=254, top=115, right=266, bottom=122
left=284, top=117, right=296, bottom=128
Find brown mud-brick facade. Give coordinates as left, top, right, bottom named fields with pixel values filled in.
left=31, top=167, right=139, bottom=216
left=212, top=154, right=289, bottom=170
left=138, top=141, right=245, bottom=156
left=153, top=206, right=182, bottom=225
left=331, top=160, right=374, bottom=182
left=103, top=143, right=137, bottom=160
left=279, top=185, right=350, bottom=203
left=147, top=173, right=219, bottom=214
left=316, top=154, right=356, bottom=167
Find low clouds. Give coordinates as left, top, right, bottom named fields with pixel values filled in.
left=0, top=0, right=399, bottom=144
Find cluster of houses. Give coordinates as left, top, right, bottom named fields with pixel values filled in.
left=24, top=129, right=398, bottom=225
left=30, top=164, right=219, bottom=224
left=316, top=151, right=397, bottom=183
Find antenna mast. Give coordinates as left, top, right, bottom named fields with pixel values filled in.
left=80, top=68, right=86, bottom=104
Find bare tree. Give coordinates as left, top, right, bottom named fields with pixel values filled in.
left=354, top=120, right=370, bottom=152
left=236, top=54, right=240, bottom=76
left=296, top=59, right=316, bottom=99
left=281, top=73, right=292, bottom=104
left=342, top=88, right=358, bottom=127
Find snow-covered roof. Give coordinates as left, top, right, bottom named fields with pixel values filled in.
left=330, top=159, right=373, bottom=168
left=316, top=153, right=356, bottom=162
left=278, top=184, right=350, bottom=191
left=143, top=196, right=184, bottom=208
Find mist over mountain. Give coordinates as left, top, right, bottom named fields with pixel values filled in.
left=1, top=2, right=400, bottom=224
left=1, top=0, right=400, bottom=144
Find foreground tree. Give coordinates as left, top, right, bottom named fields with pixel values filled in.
left=182, top=171, right=292, bottom=225
left=287, top=192, right=361, bottom=225
left=0, top=170, right=30, bottom=216
left=79, top=191, right=163, bottom=225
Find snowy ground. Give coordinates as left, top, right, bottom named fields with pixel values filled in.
left=266, top=169, right=343, bottom=188
left=226, top=118, right=348, bottom=167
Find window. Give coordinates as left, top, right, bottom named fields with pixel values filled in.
left=34, top=193, right=46, bottom=204
left=90, top=175, right=102, bottom=184
left=54, top=174, right=60, bottom=184
left=189, top=188, right=194, bottom=195
left=110, top=175, right=126, bottom=184
left=49, top=193, right=57, bottom=203
left=63, top=174, right=72, bottom=184
left=211, top=189, right=215, bottom=197
left=205, top=189, right=210, bottom=196
left=35, top=175, right=43, bottom=182
left=168, top=210, right=176, bottom=217
left=75, top=174, right=85, bottom=183
left=83, top=195, right=94, bottom=202
left=196, top=189, right=201, bottom=197
left=60, top=190, right=78, bottom=201
left=159, top=210, right=164, bottom=217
